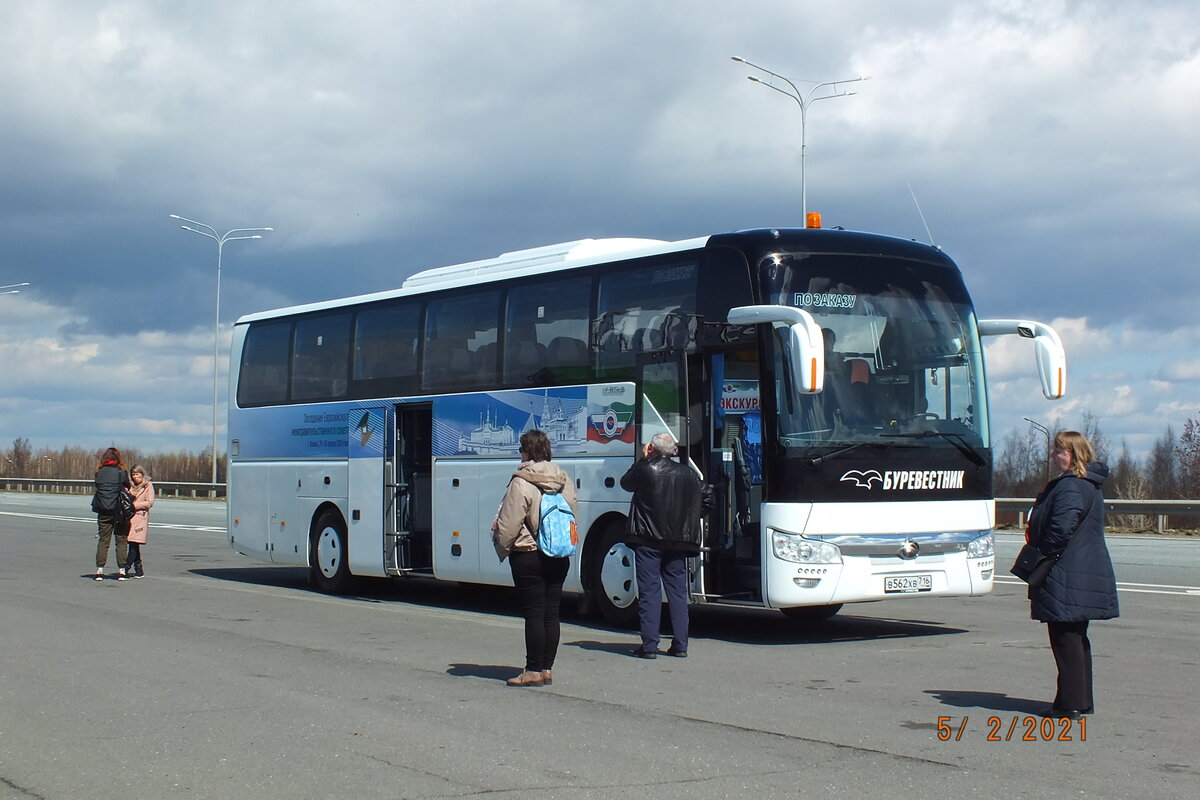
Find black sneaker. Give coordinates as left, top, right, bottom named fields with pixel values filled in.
left=666, top=648, right=688, bottom=658
left=631, top=648, right=657, bottom=659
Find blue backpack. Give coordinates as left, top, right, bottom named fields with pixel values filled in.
left=537, top=491, right=578, bottom=558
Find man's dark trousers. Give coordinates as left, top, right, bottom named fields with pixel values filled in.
left=634, top=544, right=689, bottom=654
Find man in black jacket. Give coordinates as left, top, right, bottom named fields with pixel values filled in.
left=621, top=432, right=711, bottom=658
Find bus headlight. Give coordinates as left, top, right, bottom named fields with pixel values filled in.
left=967, top=532, right=994, bottom=558
left=772, top=531, right=842, bottom=564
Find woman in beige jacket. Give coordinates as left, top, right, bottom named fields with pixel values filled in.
left=124, top=465, right=155, bottom=578
left=494, top=429, right=578, bottom=687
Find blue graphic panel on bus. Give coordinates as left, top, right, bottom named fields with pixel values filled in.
left=230, top=405, right=353, bottom=459
left=432, top=385, right=636, bottom=457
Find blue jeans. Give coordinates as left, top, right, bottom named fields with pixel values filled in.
left=634, top=545, right=689, bottom=654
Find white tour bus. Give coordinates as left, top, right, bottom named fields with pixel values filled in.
left=227, top=224, right=1065, bottom=623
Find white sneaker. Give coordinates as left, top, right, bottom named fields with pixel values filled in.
left=94, top=570, right=104, bottom=581
left=117, top=569, right=128, bottom=582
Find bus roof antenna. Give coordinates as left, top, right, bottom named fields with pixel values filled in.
left=907, top=182, right=938, bottom=249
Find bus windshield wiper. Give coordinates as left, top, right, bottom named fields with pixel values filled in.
left=880, top=430, right=986, bottom=467
left=806, top=440, right=885, bottom=467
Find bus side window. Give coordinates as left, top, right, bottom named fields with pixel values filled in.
left=238, top=321, right=292, bottom=406
left=292, top=313, right=351, bottom=402
left=352, top=302, right=421, bottom=396
left=596, top=260, right=698, bottom=374
left=424, top=290, right=500, bottom=391
left=505, top=276, right=591, bottom=386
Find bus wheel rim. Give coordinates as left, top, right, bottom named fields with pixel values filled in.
left=316, top=527, right=341, bottom=578
left=599, top=543, right=636, bottom=609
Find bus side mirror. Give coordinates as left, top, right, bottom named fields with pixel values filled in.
left=728, top=304, right=825, bottom=394
left=978, top=318, right=1067, bottom=400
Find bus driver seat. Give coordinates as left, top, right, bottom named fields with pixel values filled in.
left=843, top=358, right=873, bottom=424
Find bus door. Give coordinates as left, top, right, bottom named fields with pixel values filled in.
left=635, top=351, right=711, bottom=596
left=635, top=351, right=690, bottom=463
left=706, top=350, right=764, bottom=602
left=389, top=403, right=433, bottom=574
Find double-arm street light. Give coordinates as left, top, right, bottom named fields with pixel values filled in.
left=732, top=56, right=869, bottom=221
left=1025, top=417, right=1052, bottom=481
left=170, top=214, right=273, bottom=485
left=1, top=282, right=30, bottom=296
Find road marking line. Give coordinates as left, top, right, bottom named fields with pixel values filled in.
left=0, top=510, right=224, bottom=533
left=994, top=577, right=1200, bottom=596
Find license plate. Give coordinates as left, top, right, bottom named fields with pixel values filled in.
left=885, top=574, right=932, bottom=593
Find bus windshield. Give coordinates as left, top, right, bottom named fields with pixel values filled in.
left=759, top=252, right=989, bottom=451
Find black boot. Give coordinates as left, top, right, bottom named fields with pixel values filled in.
left=133, top=562, right=145, bottom=578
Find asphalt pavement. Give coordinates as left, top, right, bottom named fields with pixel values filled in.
left=1, top=492, right=1197, bottom=799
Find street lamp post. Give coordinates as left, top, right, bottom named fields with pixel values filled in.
left=1025, top=417, right=1052, bottom=481
left=1, top=282, right=30, bottom=296
left=170, top=214, right=272, bottom=485
left=731, top=56, right=869, bottom=220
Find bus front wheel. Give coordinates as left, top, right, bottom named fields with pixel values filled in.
left=780, top=604, right=842, bottom=622
left=310, top=510, right=351, bottom=594
left=587, top=524, right=639, bottom=628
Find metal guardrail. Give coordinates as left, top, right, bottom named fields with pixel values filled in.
left=0, top=478, right=225, bottom=499
left=997, top=498, right=1200, bottom=533
left=3, top=481, right=1195, bottom=529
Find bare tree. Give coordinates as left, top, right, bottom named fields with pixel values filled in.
left=9, top=438, right=33, bottom=476
left=995, top=427, right=1045, bottom=497
left=1179, top=417, right=1200, bottom=499
left=1147, top=425, right=1179, bottom=500
left=1176, top=417, right=1200, bottom=529
left=1109, top=440, right=1151, bottom=530
left=1080, top=410, right=1111, bottom=465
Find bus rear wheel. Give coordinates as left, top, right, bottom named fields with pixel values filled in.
left=780, top=604, right=842, bottom=622
left=587, top=524, right=639, bottom=628
left=310, top=510, right=351, bottom=594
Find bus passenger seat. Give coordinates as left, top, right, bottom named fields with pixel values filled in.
left=507, top=340, right=545, bottom=369
left=456, top=345, right=480, bottom=376
left=392, top=347, right=417, bottom=378
left=548, top=336, right=588, bottom=367
left=425, top=340, right=466, bottom=385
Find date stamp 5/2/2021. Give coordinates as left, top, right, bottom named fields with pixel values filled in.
left=936, top=715, right=1088, bottom=742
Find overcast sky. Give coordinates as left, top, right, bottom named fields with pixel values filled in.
left=1, top=0, right=1196, bottom=464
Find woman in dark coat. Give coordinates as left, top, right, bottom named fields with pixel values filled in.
left=1026, top=430, right=1119, bottom=719
left=92, top=447, right=132, bottom=581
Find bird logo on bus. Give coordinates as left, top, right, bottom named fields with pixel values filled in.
left=840, top=469, right=884, bottom=489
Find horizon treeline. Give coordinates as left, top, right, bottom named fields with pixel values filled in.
left=994, top=410, right=1199, bottom=530
left=993, top=411, right=1200, bottom=498
left=2, top=439, right=225, bottom=484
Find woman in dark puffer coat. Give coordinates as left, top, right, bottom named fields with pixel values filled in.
left=1026, top=430, right=1119, bottom=720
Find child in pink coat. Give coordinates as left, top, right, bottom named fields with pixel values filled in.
left=125, top=466, right=155, bottom=578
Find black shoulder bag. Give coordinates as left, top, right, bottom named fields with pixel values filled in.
left=1010, top=483, right=1097, bottom=589
left=115, top=489, right=135, bottom=521
left=1009, top=542, right=1057, bottom=588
